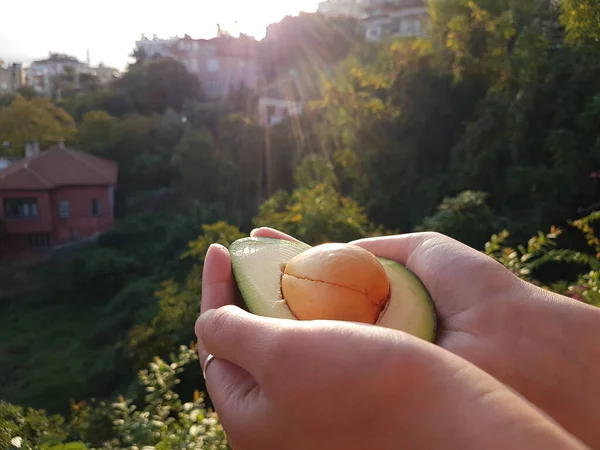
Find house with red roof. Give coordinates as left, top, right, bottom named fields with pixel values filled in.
left=0, top=141, right=118, bottom=262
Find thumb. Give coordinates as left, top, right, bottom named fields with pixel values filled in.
left=196, top=305, right=284, bottom=384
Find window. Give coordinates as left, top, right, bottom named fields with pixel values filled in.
left=207, top=58, right=220, bottom=72
left=91, top=199, right=101, bottom=217
left=59, top=200, right=70, bottom=218
left=367, top=26, right=382, bottom=41
left=28, top=233, right=51, bottom=248
left=3, top=198, right=40, bottom=219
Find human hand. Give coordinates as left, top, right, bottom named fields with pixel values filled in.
left=194, top=240, right=587, bottom=450
left=247, top=228, right=600, bottom=449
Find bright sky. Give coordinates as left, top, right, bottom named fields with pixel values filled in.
left=1, top=0, right=319, bottom=70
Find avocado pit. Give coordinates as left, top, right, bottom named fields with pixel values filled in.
left=281, top=243, right=391, bottom=324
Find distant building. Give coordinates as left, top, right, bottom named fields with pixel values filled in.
left=317, top=0, right=364, bottom=17
left=0, top=62, right=24, bottom=94
left=135, top=34, right=180, bottom=59
left=141, top=34, right=264, bottom=100
left=0, top=141, right=118, bottom=263
left=258, top=71, right=306, bottom=127
left=91, top=63, right=121, bottom=84
left=26, top=53, right=92, bottom=95
left=361, top=0, right=428, bottom=41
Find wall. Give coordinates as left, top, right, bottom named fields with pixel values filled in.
left=50, top=186, right=114, bottom=245
left=0, top=64, right=23, bottom=93
left=0, top=186, right=115, bottom=263
left=0, top=191, right=53, bottom=263
left=0, top=190, right=53, bottom=234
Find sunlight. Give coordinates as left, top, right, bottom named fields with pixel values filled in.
left=0, top=0, right=320, bottom=69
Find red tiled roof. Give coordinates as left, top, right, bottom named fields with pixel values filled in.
left=0, top=147, right=118, bottom=191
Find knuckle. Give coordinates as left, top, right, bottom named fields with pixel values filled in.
left=423, top=231, right=448, bottom=241
left=203, top=305, right=236, bottom=341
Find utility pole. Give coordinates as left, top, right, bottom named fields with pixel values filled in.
left=265, top=113, right=273, bottom=197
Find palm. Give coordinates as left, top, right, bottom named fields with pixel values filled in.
left=250, top=228, right=524, bottom=367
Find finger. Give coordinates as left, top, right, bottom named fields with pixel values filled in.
left=349, top=233, right=439, bottom=267
left=251, top=227, right=305, bottom=244
left=196, top=340, right=263, bottom=445
left=195, top=305, right=285, bottom=383
left=201, top=244, right=237, bottom=314
left=197, top=339, right=258, bottom=405
left=198, top=243, right=238, bottom=375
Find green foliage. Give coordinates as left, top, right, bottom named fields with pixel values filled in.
left=76, top=110, right=182, bottom=216
left=171, top=129, right=235, bottom=206
left=0, top=402, right=69, bottom=449
left=561, top=0, right=600, bottom=44
left=69, top=248, right=141, bottom=303
left=0, top=95, right=76, bottom=155
left=68, top=346, right=228, bottom=449
left=115, top=58, right=202, bottom=115
left=4, top=6, right=600, bottom=448
left=2, top=347, right=228, bottom=449
left=254, top=155, right=385, bottom=245
left=485, top=211, right=600, bottom=308
left=128, top=222, right=246, bottom=368
left=418, top=191, right=504, bottom=249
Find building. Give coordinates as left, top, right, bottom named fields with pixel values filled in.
left=362, top=0, right=428, bottom=41
left=0, top=141, right=118, bottom=263
left=135, top=34, right=180, bottom=59
left=26, top=53, right=93, bottom=95
left=0, top=62, right=24, bottom=94
left=91, top=63, right=121, bottom=85
left=317, top=0, right=364, bottom=17
left=258, top=70, right=307, bottom=127
left=145, top=34, right=264, bottom=100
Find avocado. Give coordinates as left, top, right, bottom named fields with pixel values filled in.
left=228, top=237, right=437, bottom=343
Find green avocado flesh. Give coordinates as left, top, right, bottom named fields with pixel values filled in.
left=228, top=237, right=437, bottom=342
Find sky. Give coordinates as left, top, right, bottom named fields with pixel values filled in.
left=1, top=0, right=320, bottom=70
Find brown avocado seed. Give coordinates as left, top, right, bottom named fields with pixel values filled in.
left=281, top=243, right=390, bottom=324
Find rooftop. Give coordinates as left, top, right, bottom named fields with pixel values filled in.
left=32, top=53, right=84, bottom=65
left=0, top=146, right=118, bottom=191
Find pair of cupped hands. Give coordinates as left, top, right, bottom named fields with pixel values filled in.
left=195, top=227, right=600, bottom=450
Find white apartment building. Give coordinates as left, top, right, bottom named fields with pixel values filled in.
left=0, top=62, right=24, bottom=93
left=135, top=34, right=180, bottom=58
left=317, top=0, right=429, bottom=40
left=361, top=0, right=428, bottom=41
left=317, top=0, right=364, bottom=18
left=26, top=53, right=93, bottom=95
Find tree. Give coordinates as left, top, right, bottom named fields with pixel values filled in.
left=115, top=58, right=202, bottom=115
left=0, top=95, right=76, bottom=155
left=561, top=0, right=600, bottom=44
left=128, top=221, right=246, bottom=368
left=171, top=129, right=236, bottom=208
left=76, top=110, right=182, bottom=216
left=253, top=155, right=386, bottom=244
left=417, top=191, right=504, bottom=249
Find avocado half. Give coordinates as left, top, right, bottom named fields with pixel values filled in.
left=228, top=237, right=437, bottom=343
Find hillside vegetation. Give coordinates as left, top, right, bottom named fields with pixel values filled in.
left=1, top=0, right=599, bottom=448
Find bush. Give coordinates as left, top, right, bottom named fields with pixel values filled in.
left=69, top=248, right=141, bottom=304
left=417, top=191, right=504, bottom=249
left=2, top=347, right=228, bottom=449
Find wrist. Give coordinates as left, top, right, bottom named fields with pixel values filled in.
left=389, top=346, right=586, bottom=450
left=482, top=280, right=600, bottom=448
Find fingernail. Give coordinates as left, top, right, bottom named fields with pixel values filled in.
left=207, top=243, right=226, bottom=253
left=250, top=228, right=259, bottom=237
